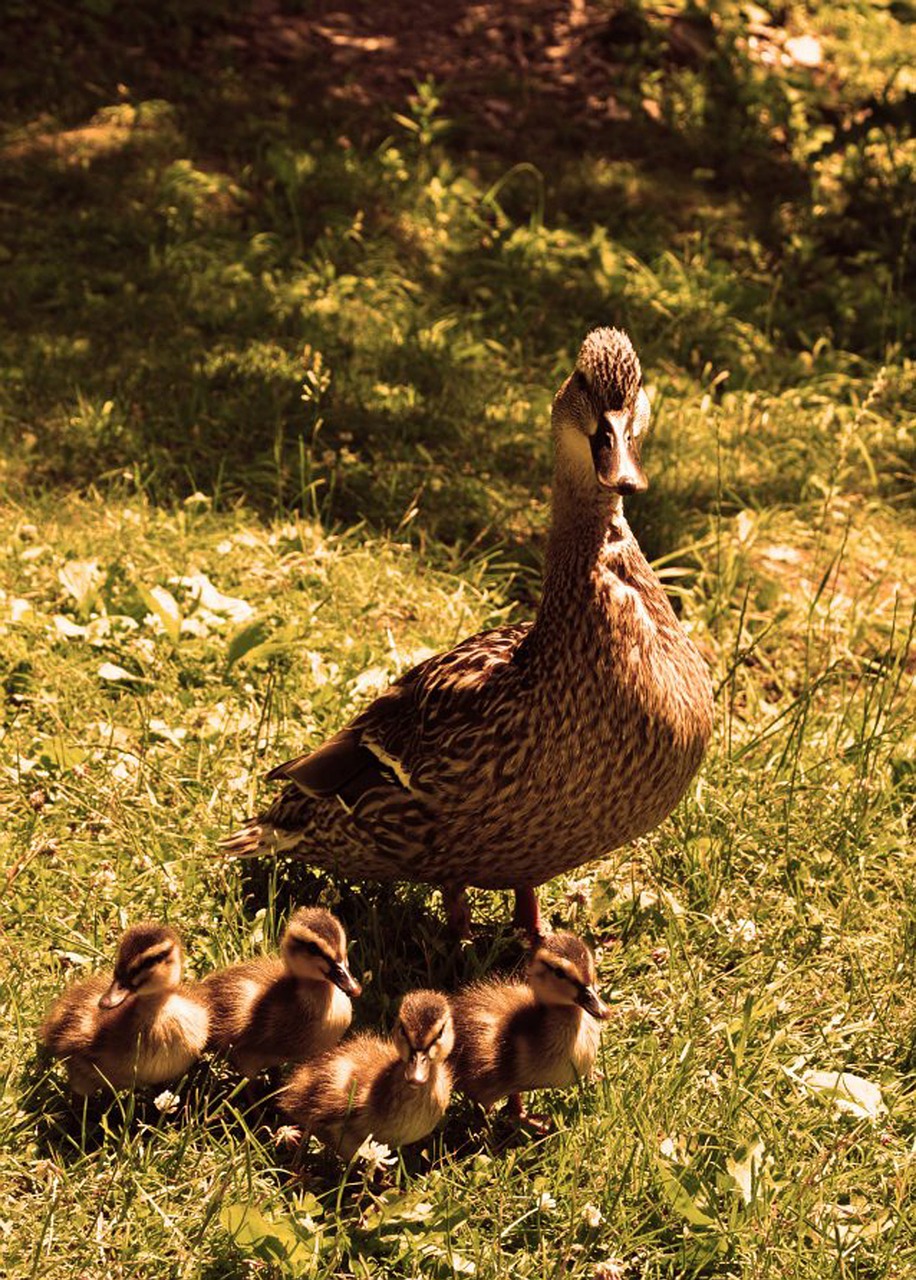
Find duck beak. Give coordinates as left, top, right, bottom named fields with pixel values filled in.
left=404, top=1051, right=430, bottom=1086
left=591, top=412, right=648, bottom=495
left=328, top=962, right=362, bottom=998
left=577, top=986, right=612, bottom=1021
left=99, top=979, right=131, bottom=1010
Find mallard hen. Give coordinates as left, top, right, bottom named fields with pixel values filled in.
left=202, top=906, right=361, bottom=1078
left=282, top=988, right=454, bottom=1161
left=221, top=327, right=713, bottom=937
left=39, top=922, right=209, bottom=1095
left=450, top=931, right=610, bottom=1122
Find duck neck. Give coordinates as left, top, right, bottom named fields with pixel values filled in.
left=536, top=474, right=631, bottom=632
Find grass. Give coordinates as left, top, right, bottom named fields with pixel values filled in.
left=1, top=0, right=915, bottom=1276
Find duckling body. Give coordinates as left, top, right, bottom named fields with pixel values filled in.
left=202, top=907, right=360, bottom=1077
left=221, top=329, right=713, bottom=935
left=39, top=923, right=208, bottom=1096
left=283, top=989, right=453, bottom=1161
left=450, top=932, right=610, bottom=1112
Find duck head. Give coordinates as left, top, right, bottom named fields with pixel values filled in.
left=99, top=922, right=184, bottom=1009
left=393, top=989, right=455, bottom=1086
left=281, top=906, right=362, bottom=997
left=528, top=931, right=611, bottom=1021
left=552, top=327, right=650, bottom=504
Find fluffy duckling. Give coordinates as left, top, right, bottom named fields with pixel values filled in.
left=202, top=907, right=361, bottom=1079
left=282, top=989, right=454, bottom=1162
left=39, top=922, right=208, bottom=1096
left=450, top=932, right=610, bottom=1119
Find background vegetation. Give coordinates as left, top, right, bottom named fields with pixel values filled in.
left=1, top=0, right=914, bottom=1276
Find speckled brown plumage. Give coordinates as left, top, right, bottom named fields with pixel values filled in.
left=221, top=328, right=714, bottom=928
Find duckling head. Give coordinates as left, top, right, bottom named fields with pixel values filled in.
left=528, top=932, right=611, bottom=1021
left=393, top=989, right=454, bottom=1087
left=551, top=327, right=650, bottom=502
left=99, top=923, right=183, bottom=1009
left=281, top=907, right=362, bottom=997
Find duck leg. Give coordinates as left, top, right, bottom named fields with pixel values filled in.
left=507, top=1091, right=552, bottom=1134
left=512, top=886, right=543, bottom=943
left=443, top=884, right=473, bottom=939
left=507, top=1092, right=525, bottom=1120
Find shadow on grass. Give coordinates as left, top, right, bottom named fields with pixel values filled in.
left=4, top=0, right=909, bottom=545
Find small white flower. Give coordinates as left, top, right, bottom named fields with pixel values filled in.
left=153, top=1090, right=180, bottom=1114
left=659, top=1136, right=677, bottom=1160
left=701, top=1070, right=723, bottom=1096
left=537, top=1191, right=557, bottom=1213
left=354, top=1136, right=397, bottom=1175
left=727, top=917, right=757, bottom=944
left=593, top=1260, right=627, bottom=1280
left=565, top=877, right=592, bottom=908
left=581, top=1202, right=603, bottom=1228
left=274, top=1124, right=302, bottom=1149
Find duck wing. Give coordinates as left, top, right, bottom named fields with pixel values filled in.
left=267, top=622, right=533, bottom=808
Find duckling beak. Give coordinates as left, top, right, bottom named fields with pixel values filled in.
left=99, top=979, right=132, bottom=1010
left=328, top=962, right=362, bottom=998
left=577, top=986, right=612, bottom=1021
left=404, top=1051, right=430, bottom=1086
left=591, top=412, right=648, bottom=495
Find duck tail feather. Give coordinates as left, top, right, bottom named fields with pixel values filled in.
left=218, top=822, right=271, bottom=858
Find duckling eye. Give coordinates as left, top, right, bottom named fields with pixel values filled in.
left=129, top=947, right=174, bottom=981
left=292, top=938, right=323, bottom=957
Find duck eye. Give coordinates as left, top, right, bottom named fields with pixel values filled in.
left=292, top=937, right=323, bottom=957
left=129, top=947, right=173, bottom=980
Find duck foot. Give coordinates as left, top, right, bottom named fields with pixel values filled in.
left=512, top=887, right=544, bottom=944
left=443, top=885, right=473, bottom=939
left=506, top=1093, right=552, bottom=1135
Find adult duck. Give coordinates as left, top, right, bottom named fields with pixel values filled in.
left=221, top=328, right=714, bottom=938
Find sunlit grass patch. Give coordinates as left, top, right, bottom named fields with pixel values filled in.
left=1, top=480, right=913, bottom=1278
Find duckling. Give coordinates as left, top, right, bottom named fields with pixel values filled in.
left=282, top=989, right=454, bottom=1162
left=202, top=907, right=361, bottom=1079
left=450, top=931, right=610, bottom=1120
left=220, top=327, right=713, bottom=940
left=39, top=922, right=208, bottom=1096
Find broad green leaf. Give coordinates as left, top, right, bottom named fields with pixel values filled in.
left=53, top=615, right=89, bottom=639
left=136, top=583, right=182, bottom=644
left=173, top=572, right=253, bottom=622
left=37, top=736, right=87, bottom=771
left=226, top=617, right=272, bottom=668
left=220, top=1203, right=315, bottom=1277
left=227, top=620, right=298, bottom=668
left=98, top=662, right=149, bottom=685
left=58, top=560, right=102, bottom=621
left=655, top=1160, right=717, bottom=1229
left=798, top=1069, right=886, bottom=1120
left=726, top=1138, right=766, bottom=1205
left=418, top=1240, right=476, bottom=1275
